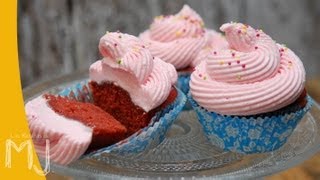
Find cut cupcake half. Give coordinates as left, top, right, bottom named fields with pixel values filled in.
left=89, top=31, right=178, bottom=136
left=25, top=94, right=127, bottom=165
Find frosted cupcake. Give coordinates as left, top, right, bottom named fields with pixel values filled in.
left=188, top=22, right=313, bottom=153
left=90, top=32, right=180, bottom=136
left=140, top=5, right=206, bottom=95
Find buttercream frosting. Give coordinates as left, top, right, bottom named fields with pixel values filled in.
left=191, top=29, right=229, bottom=67
left=190, top=22, right=306, bottom=115
left=140, top=5, right=206, bottom=69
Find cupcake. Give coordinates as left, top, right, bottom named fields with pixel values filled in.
left=140, top=5, right=206, bottom=95
left=89, top=32, right=179, bottom=136
left=188, top=22, right=313, bottom=153
left=25, top=32, right=186, bottom=165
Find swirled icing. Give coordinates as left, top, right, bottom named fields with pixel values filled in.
left=140, top=5, right=206, bottom=70
left=191, top=29, right=229, bottom=67
left=190, top=23, right=306, bottom=115
left=90, top=32, right=177, bottom=112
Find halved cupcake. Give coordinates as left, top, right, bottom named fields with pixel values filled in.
left=89, top=32, right=179, bottom=136
left=25, top=94, right=127, bottom=165
left=189, top=22, right=313, bottom=153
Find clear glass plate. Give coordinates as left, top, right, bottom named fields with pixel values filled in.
left=23, top=71, right=320, bottom=179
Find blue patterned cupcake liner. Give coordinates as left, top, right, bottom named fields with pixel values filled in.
left=188, top=92, right=313, bottom=154
left=176, top=72, right=191, bottom=95
left=177, top=72, right=192, bottom=110
left=58, top=80, right=186, bottom=156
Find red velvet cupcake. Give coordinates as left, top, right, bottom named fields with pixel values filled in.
left=89, top=32, right=178, bottom=136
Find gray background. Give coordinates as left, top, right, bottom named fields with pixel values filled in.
left=18, top=0, right=320, bottom=87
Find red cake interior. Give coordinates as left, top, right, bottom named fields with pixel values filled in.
left=296, top=88, right=307, bottom=108
left=177, top=66, right=194, bottom=73
left=89, top=81, right=177, bottom=136
left=44, top=94, right=127, bottom=150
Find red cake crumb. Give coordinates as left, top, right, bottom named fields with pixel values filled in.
left=89, top=81, right=177, bottom=136
left=296, top=88, right=307, bottom=108
left=44, top=94, right=127, bottom=150
left=178, top=66, right=194, bottom=73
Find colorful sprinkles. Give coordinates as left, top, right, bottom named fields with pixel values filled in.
left=175, top=31, right=182, bottom=37
left=133, top=47, right=139, bottom=52
left=241, top=25, right=248, bottom=34
left=200, top=21, right=205, bottom=28
left=288, top=61, right=293, bottom=69
left=155, top=15, right=164, bottom=20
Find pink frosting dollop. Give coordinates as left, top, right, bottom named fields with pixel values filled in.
left=190, top=22, right=306, bottom=115
left=191, top=29, right=229, bottom=67
left=90, top=32, right=177, bottom=112
left=140, top=5, right=206, bottom=70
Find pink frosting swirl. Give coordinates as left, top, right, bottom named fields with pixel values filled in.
left=90, top=32, right=177, bottom=112
left=190, top=23, right=306, bottom=115
left=191, top=29, right=229, bottom=67
left=140, top=5, right=206, bottom=70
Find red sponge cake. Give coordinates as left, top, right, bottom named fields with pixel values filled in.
left=44, top=94, right=127, bottom=150
left=89, top=82, right=177, bottom=136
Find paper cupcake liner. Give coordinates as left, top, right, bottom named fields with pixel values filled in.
left=177, top=73, right=192, bottom=110
left=58, top=80, right=186, bottom=156
left=188, top=92, right=313, bottom=154
left=176, top=73, right=191, bottom=95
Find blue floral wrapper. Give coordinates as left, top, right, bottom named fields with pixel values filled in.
left=188, top=92, right=313, bottom=154
left=176, top=72, right=192, bottom=110
left=176, top=72, right=191, bottom=95
left=58, top=80, right=186, bottom=156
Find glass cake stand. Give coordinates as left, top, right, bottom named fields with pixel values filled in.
left=23, top=71, right=320, bottom=179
